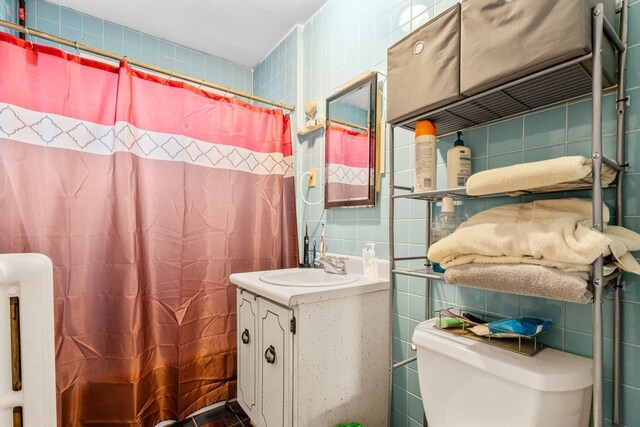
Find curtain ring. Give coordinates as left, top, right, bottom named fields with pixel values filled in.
left=24, top=27, right=34, bottom=49
left=196, top=79, right=205, bottom=92
left=74, top=41, right=80, bottom=57
left=165, top=72, right=174, bottom=85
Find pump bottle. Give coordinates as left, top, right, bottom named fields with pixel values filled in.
left=363, top=243, right=378, bottom=281
left=447, top=131, right=471, bottom=188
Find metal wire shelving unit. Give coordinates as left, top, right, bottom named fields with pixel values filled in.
left=387, top=3, right=630, bottom=426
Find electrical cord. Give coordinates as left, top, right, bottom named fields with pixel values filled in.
left=298, top=170, right=324, bottom=205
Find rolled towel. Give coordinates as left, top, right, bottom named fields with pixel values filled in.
left=465, top=156, right=616, bottom=196
left=428, top=198, right=640, bottom=275
left=444, top=263, right=592, bottom=303
left=428, top=198, right=610, bottom=271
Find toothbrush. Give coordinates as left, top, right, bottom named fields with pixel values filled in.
left=312, top=240, right=316, bottom=264
left=320, top=223, right=325, bottom=257
left=303, top=223, right=310, bottom=267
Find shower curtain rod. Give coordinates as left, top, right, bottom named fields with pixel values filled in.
left=0, top=19, right=296, bottom=112
left=327, top=117, right=368, bottom=132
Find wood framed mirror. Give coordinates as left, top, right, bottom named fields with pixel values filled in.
left=324, top=71, right=378, bottom=208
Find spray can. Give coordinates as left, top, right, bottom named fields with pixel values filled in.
left=414, top=120, right=437, bottom=192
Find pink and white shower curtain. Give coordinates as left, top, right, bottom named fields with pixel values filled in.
left=325, top=124, right=373, bottom=202
left=0, top=33, right=298, bottom=426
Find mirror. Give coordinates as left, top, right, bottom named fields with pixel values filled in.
left=325, top=71, right=378, bottom=208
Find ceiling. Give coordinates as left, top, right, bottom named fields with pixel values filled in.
left=47, top=0, right=328, bottom=68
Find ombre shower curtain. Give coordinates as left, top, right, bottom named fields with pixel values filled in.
left=325, top=124, right=373, bottom=201
left=0, top=33, right=298, bottom=426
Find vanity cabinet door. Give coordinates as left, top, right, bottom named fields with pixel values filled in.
left=257, top=298, right=293, bottom=427
left=237, top=289, right=258, bottom=419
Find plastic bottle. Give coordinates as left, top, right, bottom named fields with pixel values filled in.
left=414, top=120, right=437, bottom=192
left=363, top=243, right=379, bottom=281
left=447, top=131, right=472, bottom=188
left=431, top=197, right=461, bottom=272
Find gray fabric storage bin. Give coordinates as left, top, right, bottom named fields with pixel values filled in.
left=387, top=4, right=462, bottom=125
left=460, top=0, right=616, bottom=96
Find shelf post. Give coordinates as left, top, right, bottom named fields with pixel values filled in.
left=387, top=124, right=395, bottom=427
left=613, top=0, right=629, bottom=424
left=425, top=203, right=432, bottom=320
left=591, top=4, right=605, bottom=427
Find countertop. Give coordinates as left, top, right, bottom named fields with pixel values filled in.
left=229, top=253, right=389, bottom=307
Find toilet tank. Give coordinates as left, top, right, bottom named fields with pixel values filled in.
left=412, top=318, right=593, bottom=427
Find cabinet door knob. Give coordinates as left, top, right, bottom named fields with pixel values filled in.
left=241, top=328, right=250, bottom=344
left=264, top=345, right=276, bottom=364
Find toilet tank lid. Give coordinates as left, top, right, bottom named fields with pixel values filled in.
left=412, top=319, right=593, bottom=392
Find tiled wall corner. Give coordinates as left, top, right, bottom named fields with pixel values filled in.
left=254, top=25, right=317, bottom=254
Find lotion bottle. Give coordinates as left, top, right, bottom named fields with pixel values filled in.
left=446, top=131, right=471, bottom=188
left=414, top=120, right=437, bottom=192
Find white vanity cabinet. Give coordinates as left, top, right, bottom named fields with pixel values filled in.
left=237, top=290, right=258, bottom=420
left=238, top=290, right=293, bottom=427
left=231, top=262, right=389, bottom=427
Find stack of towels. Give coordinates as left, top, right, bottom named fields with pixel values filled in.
left=428, top=198, right=640, bottom=303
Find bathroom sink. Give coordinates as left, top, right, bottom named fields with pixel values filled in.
left=259, top=268, right=358, bottom=287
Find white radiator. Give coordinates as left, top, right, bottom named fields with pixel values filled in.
left=0, top=254, right=56, bottom=426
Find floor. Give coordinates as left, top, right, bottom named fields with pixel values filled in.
left=176, top=401, right=252, bottom=427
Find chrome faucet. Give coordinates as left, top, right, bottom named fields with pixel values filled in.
left=316, top=255, right=347, bottom=275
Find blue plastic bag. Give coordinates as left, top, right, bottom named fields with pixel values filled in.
left=488, top=316, right=551, bottom=336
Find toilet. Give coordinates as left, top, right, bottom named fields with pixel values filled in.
left=412, top=318, right=593, bottom=427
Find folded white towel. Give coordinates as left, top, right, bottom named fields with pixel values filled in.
left=427, top=198, right=640, bottom=275
left=465, top=156, right=617, bottom=196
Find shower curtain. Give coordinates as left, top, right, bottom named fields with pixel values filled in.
left=325, top=124, right=373, bottom=201
left=0, top=33, right=298, bottom=426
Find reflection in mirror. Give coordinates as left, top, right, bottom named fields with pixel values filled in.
left=325, top=71, right=378, bottom=208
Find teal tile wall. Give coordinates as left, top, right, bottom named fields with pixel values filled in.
left=330, top=102, right=369, bottom=128
left=0, top=0, right=17, bottom=36
left=1, top=0, right=13, bottom=22
left=257, top=0, right=640, bottom=426
left=254, top=27, right=298, bottom=109
left=19, top=0, right=252, bottom=93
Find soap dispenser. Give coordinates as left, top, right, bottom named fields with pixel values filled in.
left=363, top=243, right=379, bottom=281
